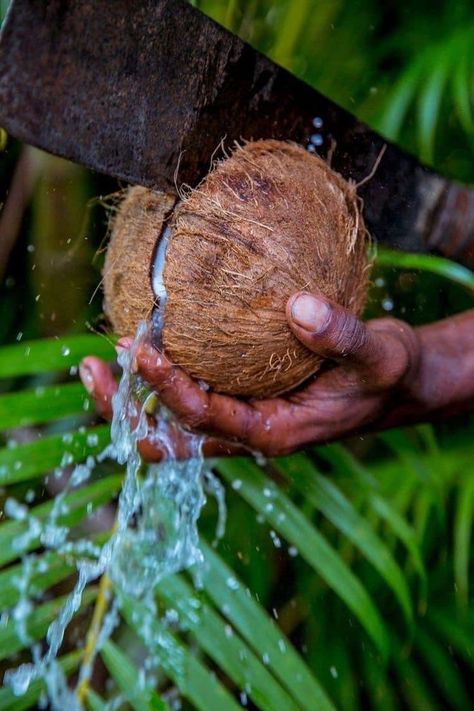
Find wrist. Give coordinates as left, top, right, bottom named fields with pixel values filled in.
left=384, top=310, right=474, bottom=427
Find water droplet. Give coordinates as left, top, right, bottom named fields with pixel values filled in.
left=382, top=297, right=394, bottom=312
left=312, top=116, right=323, bottom=128
left=60, top=346, right=70, bottom=357
left=310, top=133, right=324, bottom=146
left=226, top=577, right=240, bottom=591
left=269, top=530, right=282, bottom=548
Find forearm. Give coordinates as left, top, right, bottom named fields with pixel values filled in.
left=381, top=309, right=474, bottom=428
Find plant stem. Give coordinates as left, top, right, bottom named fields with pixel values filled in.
left=76, top=571, right=114, bottom=704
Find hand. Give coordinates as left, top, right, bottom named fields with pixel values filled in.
left=80, top=291, right=424, bottom=459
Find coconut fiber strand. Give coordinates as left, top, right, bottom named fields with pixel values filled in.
left=104, top=139, right=371, bottom=398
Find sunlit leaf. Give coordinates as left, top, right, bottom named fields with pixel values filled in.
left=0, top=425, right=110, bottom=486
left=277, top=453, right=413, bottom=625
left=453, top=476, right=474, bottom=606
left=0, top=475, right=122, bottom=566
left=0, top=588, right=96, bottom=659
left=0, top=335, right=114, bottom=379
left=217, top=459, right=390, bottom=658
left=157, top=574, right=302, bottom=711
left=101, top=639, right=170, bottom=711
left=0, top=382, right=91, bottom=430
left=121, top=595, right=242, bottom=711
left=0, top=651, right=82, bottom=711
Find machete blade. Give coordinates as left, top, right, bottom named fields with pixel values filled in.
left=0, top=0, right=473, bottom=263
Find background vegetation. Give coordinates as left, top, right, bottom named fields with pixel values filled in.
left=0, top=0, right=473, bottom=709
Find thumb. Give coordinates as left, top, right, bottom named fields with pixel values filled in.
left=286, top=291, right=384, bottom=369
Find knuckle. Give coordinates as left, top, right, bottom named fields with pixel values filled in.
left=181, top=405, right=210, bottom=430
left=333, top=312, right=366, bottom=356
left=369, top=319, right=421, bottom=386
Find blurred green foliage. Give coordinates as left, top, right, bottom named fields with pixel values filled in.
left=0, top=1, right=473, bottom=710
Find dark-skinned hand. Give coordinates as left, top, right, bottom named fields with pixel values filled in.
left=79, top=292, right=474, bottom=460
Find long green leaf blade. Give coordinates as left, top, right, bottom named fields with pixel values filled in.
left=0, top=335, right=114, bottom=379
left=0, top=382, right=91, bottom=430
left=0, top=588, right=96, bottom=660
left=453, top=476, right=474, bottom=606
left=0, top=474, right=122, bottom=566
left=120, top=595, right=242, bottom=711
left=199, top=541, right=335, bottom=711
left=157, top=575, right=301, bottom=711
left=101, top=639, right=170, bottom=711
left=376, top=248, right=474, bottom=291
left=415, top=627, right=471, bottom=711
left=0, top=651, right=82, bottom=711
left=217, top=459, right=390, bottom=658
left=417, top=58, right=448, bottom=164
left=0, top=425, right=110, bottom=486
left=0, top=552, right=74, bottom=610
left=277, top=453, right=413, bottom=625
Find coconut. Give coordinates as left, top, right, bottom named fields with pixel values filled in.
left=103, top=187, right=176, bottom=337
left=104, top=139, right=370, bottom=398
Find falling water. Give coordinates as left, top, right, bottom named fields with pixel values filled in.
left=4, top=320, right=225, bottom=706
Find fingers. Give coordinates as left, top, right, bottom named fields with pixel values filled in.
left=79, top=354, right=252, bottom=460
left=287, top=291, right=420, bottom=387
left=80, top=356, right=118, bottom=421
left=287, top=292, right=379, bottom=362
left=135, top=343, right=261, bottom=439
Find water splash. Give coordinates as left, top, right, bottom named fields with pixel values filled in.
left=5, top=319, right=226, bottom=707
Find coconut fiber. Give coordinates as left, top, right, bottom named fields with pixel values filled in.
left=104, top=139, right=371, bottom=398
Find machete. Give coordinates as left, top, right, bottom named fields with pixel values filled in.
left=0, top=0, right=473, bottom=265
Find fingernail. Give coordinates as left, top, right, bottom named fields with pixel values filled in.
left=291, top=294, right=331, bottom=332
left=79, top=362, right=95, bottom=395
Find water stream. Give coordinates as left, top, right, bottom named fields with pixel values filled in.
left=4, top=319, right=225, bottom=707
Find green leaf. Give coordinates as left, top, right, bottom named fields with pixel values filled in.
left=415, top=626, right=471, bottom=711
left=453, top=476, right=474, bottom=606
left=0, top=382, right=91, bottom=430
left=0, top=588, right=96, bottom=660
left=377, top=62, right=421, bottom=139
left=277, top=453, right=413, bottom=625
left=0, top=474, right=122, bottom=567
left=452, top=50, right=474, bottom=134
left=101, top=639, right=170, bottom=711
left=427, top=608, right=474, bottom=667
left=417, top=57, right=448, bottom=164
left=157, top=575, right=302, bottom=711
left=376, top=248, right=474, bottom=291
left=217, top=459, right=390, bottom=659
left=0, top=551, right=74, bottom=610
left=393, top=646, right=441, bottom=711
left=120, top=595, right=242, bottom=711
left=86, top=690, right=108, bottom=711
left=0, top=334, right=115, bottom=379
left=0, top=651, right=82, bottom=711
left=316, top=444, right=426, bottom=590
left=199, top=541, right=335, bottom=711
left=368, top=494, right=426, bottom=588
left=0, top=425, right=110, bottom=486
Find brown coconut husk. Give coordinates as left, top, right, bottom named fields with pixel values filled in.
left=161, top=140, right=370, bottom=397
left=103, top=187, right=175, bottom=337
left=104, top=139, right=371, bottom=398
